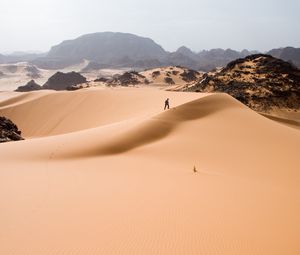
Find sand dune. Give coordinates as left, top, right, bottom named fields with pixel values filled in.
left=0, top=88, right=204, bottom=137
left=0, top=88, right=300, bottom=255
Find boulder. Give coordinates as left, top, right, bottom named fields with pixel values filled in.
left=109, top=71, right=145, bottom=86
left=0, top=116, right=24, bottom=143
left=164, top=77, right=175, bottom=85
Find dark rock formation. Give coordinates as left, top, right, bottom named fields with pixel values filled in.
left=66, top=83, right=90, bottom=91
left=15, top=80, right=42, bottom=92
left=109, top=71, right=145, bottom=86
left=164, top=77, right=175, bottom=85
left=180, top=69, right=200, bottom=82
left=94, top=77, right=109, bottom=82
left=188, top=54, right=300, bottom=112
left=152, top=71, right=161, bottom=78
left=0, top=116, right=24, bottom=143
left=43, top=71, right=87, bottom=90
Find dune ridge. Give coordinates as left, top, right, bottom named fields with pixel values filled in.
left=0, top=88, right=206, bottom=137
left=58, top=93, right=244, bottom=158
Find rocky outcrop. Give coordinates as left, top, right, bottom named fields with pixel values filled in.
left=43, top=71, right=87, bottom=90
left=109, top=71, right=146, bottom=86
left=152, top=71, right=161, bottom=78
left=0, top=116, right=24, bottom=143
left=66, top=83, right=90, bottom=91
left=180, top=69, right=200, bottom=82
left=15, top=80, right=42, bottom=92
left=94, top=77, right=109, bottom=83
left=188, top=54, right=300, bottom=112
left=164, top=77, right=175, bottom=85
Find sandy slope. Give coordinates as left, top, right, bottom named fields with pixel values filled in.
left=0, top=88, right=204, bottom=137
left=0, top=88, right=300, bottom=255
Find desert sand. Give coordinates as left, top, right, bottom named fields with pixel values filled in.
left=0, top=87, right=300, bottom=255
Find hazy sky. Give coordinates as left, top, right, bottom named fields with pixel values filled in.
left=1, top=0, right=299, bottom=53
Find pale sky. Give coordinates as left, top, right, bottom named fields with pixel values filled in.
left=0, top=0, right=299, bottom=53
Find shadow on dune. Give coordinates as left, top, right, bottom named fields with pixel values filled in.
left=61, top=94, right=244, bottom=158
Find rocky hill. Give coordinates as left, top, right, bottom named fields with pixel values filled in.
left=0, top=116, right=24, bottom=143
left=95, top=66, right=203, bottom=87
left=33, top=32, right=167, bottom=69
left=43, top=72, right=87, bottom=90
left=107, top=71, right=147, bottom=86
left=186, top=54, right=300, bottom=112
left=15, top=80, right=42, bottom=92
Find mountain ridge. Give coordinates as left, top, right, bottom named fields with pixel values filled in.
left=1, top=32, right=299, bottom=71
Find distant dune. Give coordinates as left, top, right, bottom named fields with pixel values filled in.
left=0, top=87, right=300, bottom=255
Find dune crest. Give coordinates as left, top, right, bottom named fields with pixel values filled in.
left=0, top=88, right=205, bottom=137
left=59, top=94, right=243, bottom=158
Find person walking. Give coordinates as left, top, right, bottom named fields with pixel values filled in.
left=164, top=98, right=170, bottom=110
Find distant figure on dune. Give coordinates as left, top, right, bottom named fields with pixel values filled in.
left=164, top=98, right=170, bottom=110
